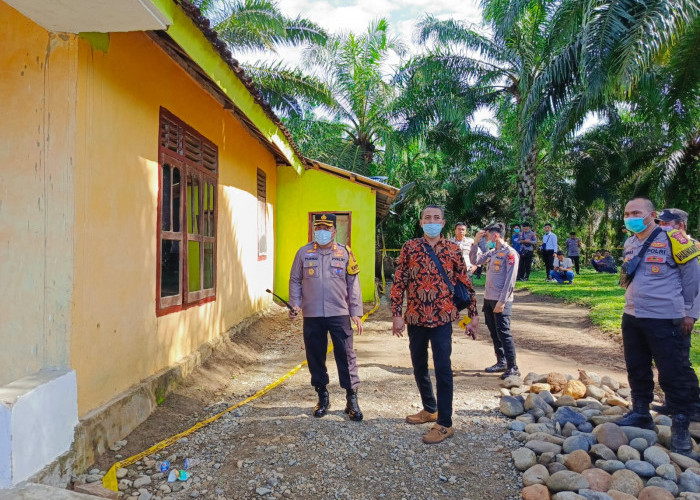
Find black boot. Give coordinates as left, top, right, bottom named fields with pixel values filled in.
left=313, top=386, right=330, bottom=418
left=345, top=388, right=363, bottom=421
left=653, top=402, right=700, bottom=422
left=500, top=365, right=520, bottom=380
left=616, top=402, right=655, bottom=430
left=485, top=360, right=507, bottom=373
left=671, top=414, right=700, bottom=459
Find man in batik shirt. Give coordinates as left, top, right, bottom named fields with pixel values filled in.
left=391, top=205, right=478, bottom=444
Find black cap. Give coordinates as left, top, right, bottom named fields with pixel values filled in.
left=658, top=208, right=688, bottom=223
left=313, top=213, right=336, bottom=228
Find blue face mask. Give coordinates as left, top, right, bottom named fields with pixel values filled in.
left=624, top=217, right=647, bottom=234
left=422, top=223, right=443, bottom=238
left=314, top=229, right=333, bottom=246
left=514, top=228, right=520, bottom=233
left=487, top=241, right=496, bottom=249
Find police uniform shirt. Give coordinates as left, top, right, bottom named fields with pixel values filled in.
left=519, top=230, right=537, bottom=252
left=289, top=242, right=363, bottom=318
left=469, top=243, right=519, bottom=303
left=623, top=230, right=700, bottom=319
left=565, top=238, right=580, bottom=257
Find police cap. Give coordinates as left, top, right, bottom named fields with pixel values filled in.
left=313, top=213, right=336, bottom=228
left=658, top=208, right=688, bottom=223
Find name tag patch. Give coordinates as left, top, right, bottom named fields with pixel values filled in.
left=646, top=256, right=663, bottom=263
left=651, top=242, right=667, bottom=248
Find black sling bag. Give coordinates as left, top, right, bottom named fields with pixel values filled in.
left=422, top=243, right=473, bottom=311
left=619, top=226, right=663, bottom=289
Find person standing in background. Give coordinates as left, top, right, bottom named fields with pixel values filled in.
left=566, top=232, right=581, bottom=274
left=451, top=222, right=476, bottom=276
left=542, top=223, right=558, bottom=282
left=517, top=222, right=537, bottom=281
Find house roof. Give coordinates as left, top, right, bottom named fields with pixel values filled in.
left=305, top=159, right=400, bottom=219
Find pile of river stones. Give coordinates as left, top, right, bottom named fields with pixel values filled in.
left=499, top=369, right=700, bottom=500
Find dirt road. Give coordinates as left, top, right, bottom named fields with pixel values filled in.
left=91, top=288, right=626, bottom=499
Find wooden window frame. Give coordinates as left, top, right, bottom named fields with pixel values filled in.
left=156, top=108, right=218, bottom=316
left=308, top=211, right=352, bottom=247
left=257, top=168, right=267, bottom=261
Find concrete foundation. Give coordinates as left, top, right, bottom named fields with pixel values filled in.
left=0, top=370, right=78, bottom=489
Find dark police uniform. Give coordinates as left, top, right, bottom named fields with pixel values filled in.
left=621, top=228, right=700, bottom=419
left=517, top=228, right=537, bottom=280
left=289, top=216, right=363, bottom=395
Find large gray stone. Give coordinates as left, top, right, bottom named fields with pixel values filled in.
left=512, top=447, right=538, bottom=471
left=539, top=390, right=555, bottom=405
left=571, top=431, right=597, bottom=447
left=528, top=432, right=566, bottom=445
left=586, top=385, right=606, bottom=400
left=526, top=423, right=557, bottom=435
left=680, top=470, right=700, bottom=493
left=510, top=421, right=527, bottom=432
left=620, top=426, right=658, bottom=446
left=526, top=393, right=554, bottom=414
left=527, top=440, right=563, bottom=455
left=578, top=422, right=594, bottom=433
left=644, top=446, right=671, bottom=467
left=578, top=490, right=614, bottom=500
left=656, top=463, right=677, bottom=481
left=522, top=464, right=550, bottom=486
left=646, top=477, right=680, bottom=497
left=625, top=459, right=656, bottom=477
left=601, top=376, right=620, bottom=390
left=501, top=396, right=525, bottom=417
left=133, top=476, right=152, bottom=489
left=671, top=452, right=700, bottom=470
left=593, top=423, right=629, bottom=452
left=616, top=445, right=640, bottom=463
left=629, top=437, right=649, bottom=452
left=546, top=470, right=590, bottom=492
left=590, top=444, right=617, bottom=461
left=554, top=407, right=588, bottom=427
left=554, top=395, right=578, bottom=407
left=610, top=469, right=644, bottom=497
left=563, top=435, right=592, bottom=454
left=595, top=460, right=626, bottom=474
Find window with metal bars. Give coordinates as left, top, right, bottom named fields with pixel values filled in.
left=157, top=108, right=217, bottom=315
left=257, top=169, right=267, bottom=260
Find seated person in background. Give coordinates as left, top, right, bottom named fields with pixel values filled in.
left=592, top=250, right=617, bottom=273
left=591, top=251, right=603, bottom=271
left=550, top=251, right=575, bottom=284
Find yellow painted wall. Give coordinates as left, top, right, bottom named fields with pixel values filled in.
left=71, top=31, right=277, bottom=415
left=275, top=167, right=376, bottom=302
left=0, top=1, right=77, bottom=386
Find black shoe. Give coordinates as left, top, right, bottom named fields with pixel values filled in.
left=485, top=361, right=507, bottom=373
left=671, top=414, right=700, bottom=458
left=653, top=403, right=700, bottom=422
left=313, top=386, right=330, bottom=418
left=616, top=404, right=655, bottom=430
left=344, top=389, right=363, bottom=421
left=500, top=366, right=521, bottom=380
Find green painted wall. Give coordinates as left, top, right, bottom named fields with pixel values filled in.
left=275, top=167, right=376, bottom=302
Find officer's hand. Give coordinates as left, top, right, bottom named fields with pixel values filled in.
left=474, top=230, right=486, bottom=242
left=392, top=316, right=405, bottom=338
left=469, top=265, right=477, bottom=274
left=289, top=306, right=301, bottom=321
left=351, top=316, right=363, bottom=335
left=465, top=315, right=479, bottom=339
left=494, top=302, right=505, bottom=314
left=681, top=316, right=696, bottom=335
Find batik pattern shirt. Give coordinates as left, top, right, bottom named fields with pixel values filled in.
left=391, top=237, right=477, bottom=327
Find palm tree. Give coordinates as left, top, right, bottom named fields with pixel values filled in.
left=192, top=0, right=332, bottom=116
left=396, top=7, right=555, bottom=222
left=300, top=19, right=407, bottom=172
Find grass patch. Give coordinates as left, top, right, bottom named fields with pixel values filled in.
left=516, top=268, right=700, bottom=372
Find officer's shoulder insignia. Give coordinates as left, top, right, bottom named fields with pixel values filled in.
left=345, top=245, right=360, bottom=275
left=667, top=230, right=700, bottom=264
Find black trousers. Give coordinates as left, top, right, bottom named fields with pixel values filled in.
left=483, top=299, right=516, bottom=367
left=569, top=255, right=580, bottom=274
left=303, top=316, right=360, bottom=390
left=407, top=323, right=453, bottom=428
left=621, top=314, right=698, bottom=414
left=543, top=250, right=555, bottom=277
left=518, top=251, right=533, bottom=280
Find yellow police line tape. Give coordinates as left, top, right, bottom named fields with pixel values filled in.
left=103, top=286, right=382, bottom=492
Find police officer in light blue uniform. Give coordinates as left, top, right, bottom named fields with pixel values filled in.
left=289, top=213, right=364, bottom=421
left=616, top=197, right=700, bottom=458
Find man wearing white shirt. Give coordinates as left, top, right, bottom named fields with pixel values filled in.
left=451, top=222, right=475, bottom=275
left=541, top=223, right=558, bottom=282
left=550, top=251, right=575, bottom=284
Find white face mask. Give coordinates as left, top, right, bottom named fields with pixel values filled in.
left=314, top=230, right=333, bottom=245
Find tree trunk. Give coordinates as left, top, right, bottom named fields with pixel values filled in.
left=517, top=145, right=538, bottom=222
